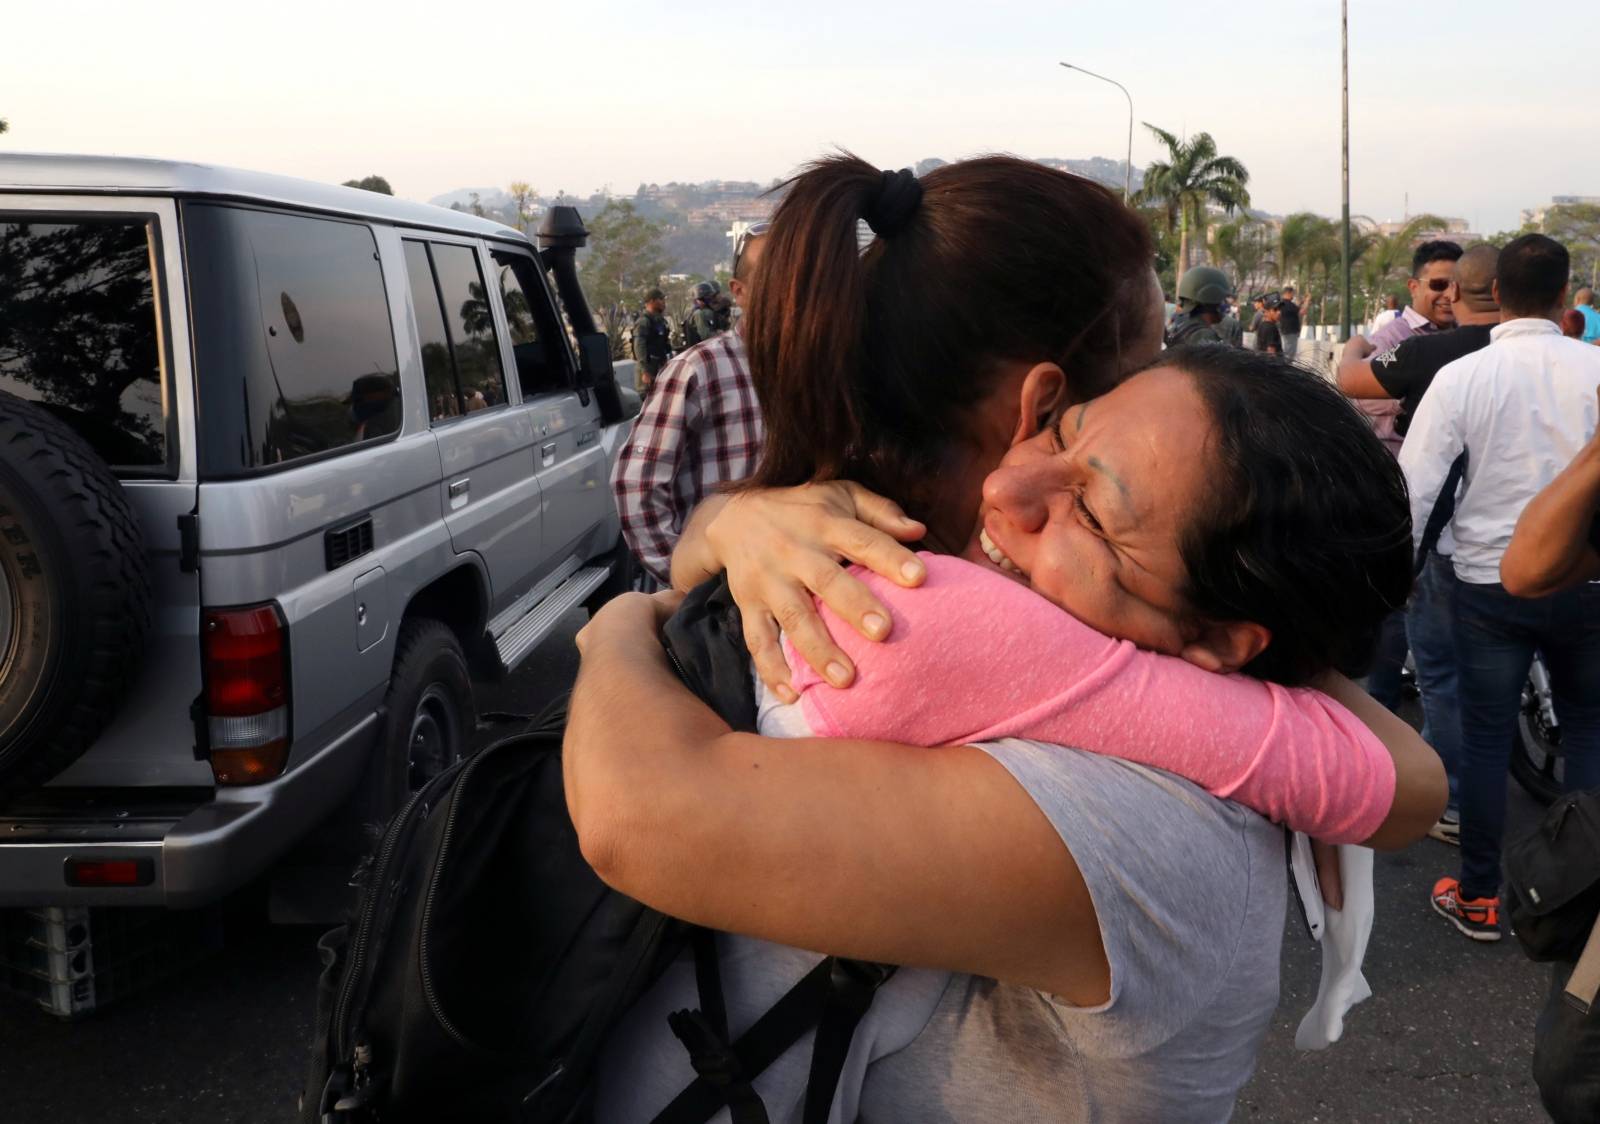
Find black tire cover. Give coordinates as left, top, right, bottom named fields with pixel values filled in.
left=0, top=392, right=151, bottom=801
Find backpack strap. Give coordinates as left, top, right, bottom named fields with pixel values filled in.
left=1566, top=913, right=1600, bottom=1012
left=801, top=959, right=897, bottom=1124
left=652, top=945, right=894, bottom=1124
left=1415, top=450, right=1467, bottom=574
left=664, top=928, right=770, bottom=1124
left=652, top=954, right=834, bottom=1124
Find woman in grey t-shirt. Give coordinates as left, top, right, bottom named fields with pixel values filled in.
left=564, top=156, right=1441, bottom=1120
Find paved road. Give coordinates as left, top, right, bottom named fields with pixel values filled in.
left=0, top=611, right=1555, bottom=1121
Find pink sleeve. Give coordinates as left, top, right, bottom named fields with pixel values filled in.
left=785, top=554, right=1396, bottom=844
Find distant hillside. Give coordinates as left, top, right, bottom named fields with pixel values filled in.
left=1036, top=156, right=1143, bottom=193
left=425, top=154, right=1139, bottom=275
left=427, top=186, right=514, bottom=213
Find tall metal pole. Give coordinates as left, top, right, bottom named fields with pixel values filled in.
left=1059, top=62, right=1134, bottom=202
left=1340, top=1, right=1352, bottom=342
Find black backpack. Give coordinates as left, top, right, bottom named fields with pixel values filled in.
left=303, top=578, right=893, bottom=1124
left=1506, top=788, right=1600, bottom=963
left=1506, top=789, right=1600, bottom=1123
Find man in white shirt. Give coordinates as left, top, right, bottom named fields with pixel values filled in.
left=1401, top=234, right=1600, bottom=943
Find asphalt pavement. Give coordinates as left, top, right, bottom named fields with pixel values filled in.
left=0, top=609, right=1557, bottom=1122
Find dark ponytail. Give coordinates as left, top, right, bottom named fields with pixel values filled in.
left=741, top=153, right=1155, bottom=522
left=742, top=155, right=883, bottom=489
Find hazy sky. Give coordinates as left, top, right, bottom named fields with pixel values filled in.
left=4, top=0, right=1588, bottom=233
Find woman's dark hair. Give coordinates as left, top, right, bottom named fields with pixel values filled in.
left=1163, top=346, right=1413, bottom=686
left=741, top=153, right=1154, bottom=520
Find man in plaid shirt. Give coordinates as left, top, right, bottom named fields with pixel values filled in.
left=610, top=226, right=768, bottom=584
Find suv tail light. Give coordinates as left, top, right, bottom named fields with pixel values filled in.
left=202, top=604, right=290, bottom=785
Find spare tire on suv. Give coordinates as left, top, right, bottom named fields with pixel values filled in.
left=0, top=393, right=151, bottom=802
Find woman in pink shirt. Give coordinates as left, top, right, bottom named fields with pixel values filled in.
left=566, top=155, right=1445, bottom=1122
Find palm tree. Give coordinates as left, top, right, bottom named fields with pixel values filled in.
left=1355, top=214, right=1449, bottom=318
left=1137, top=125, right=1251, bottom=275
left=1212, top=215, right=1275, bottom=296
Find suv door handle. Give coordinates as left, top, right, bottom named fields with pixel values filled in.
left=540, top=442, right=557, bottom=467
left=448, top=478, right=469, bottom=509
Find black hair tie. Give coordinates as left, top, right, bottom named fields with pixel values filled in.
left=864, top=168, right=923, bottom=238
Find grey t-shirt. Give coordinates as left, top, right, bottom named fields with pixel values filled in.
left=596, top=722, right=1286, bottom=1122
left=857, top=739, right=1287, bottom=1122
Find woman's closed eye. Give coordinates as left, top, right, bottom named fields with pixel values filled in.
left=1073, top=490, right=1104, bottom=535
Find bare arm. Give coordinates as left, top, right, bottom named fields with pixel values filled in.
left=1312, top=671, right=1448, bottom=848
left=563, top=593, right=1111, bottom=1006
left=1336, top=337, right=1392, bottom=399
left=1501, top=408, right=1600, bottom=597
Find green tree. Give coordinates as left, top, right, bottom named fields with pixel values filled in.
left=508, top=181, right=537, bottom=233
left=1137, top=125, right=1251, bottom=274
left=1211, top=215, right=1275, bottom=297
left=581, top=200, right=669, bottom=315
left=0, top=118, right=8, bottom=136
left=341, top=175, right=393, bottom=195
left=1133, top=202, right=1180, bottom=293
left=1277, top=212, right=1337, bottom=290
left=1354, top=214, right=1446, bottom=319
left=1533, top=203, right=1600, bottom=289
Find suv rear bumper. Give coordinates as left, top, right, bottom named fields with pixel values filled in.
left=0, top=712, right=378, bottom=908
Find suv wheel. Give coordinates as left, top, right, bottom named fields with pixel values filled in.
left=0, top=394, right=151, bottom=803
left=372, top=618, right=475, bottom=820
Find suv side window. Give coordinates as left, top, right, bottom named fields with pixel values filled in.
left=186, top=204, right=401, bottom=477
left=403, top=240, right=463, bottom=422
left=489, top=247, right=573, bottom=398
left=427, top=243, right=508, bottom=415
left=0, top=214, right=167, bottom=470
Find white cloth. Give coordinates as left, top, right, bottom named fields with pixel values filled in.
left=1368, top=307, right=1402, bottom=335
left=1293, top=842, right=1376, bottom=1050
left=1400, top=318, right=1600, bottom=584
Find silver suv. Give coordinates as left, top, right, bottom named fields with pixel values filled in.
left=0, top=155, right=636, bottom=911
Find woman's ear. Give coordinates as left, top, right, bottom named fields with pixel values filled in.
left=1178, top=619, right=1271, bottom=675
left=1012, top=363, right=1069, bottom=445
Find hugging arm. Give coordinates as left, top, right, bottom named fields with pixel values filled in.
left=790, top=560, right=1443, bottom=848
left=677, top=484, right=1449, bottom=849
left=1500, top=391, right=1600, bottom=597
left=563, top=594, right=1111, bottom=1007
left=670, top=484, right=929, bottom=696
left=1335, top=337, right=1393, bottom=400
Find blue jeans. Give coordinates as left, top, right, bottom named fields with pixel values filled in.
left=1280, top=332, right=1300, bottom=361
left=1453, top=579, right=1600, bottom=899
left=1364, top=607, right=1410, bottom=712
left=1407, top=552, right=1461, bottom=809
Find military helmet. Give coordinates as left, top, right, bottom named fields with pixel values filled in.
left=1176, top=265, right=1232, bottom=306
left=693, top=281, right=717, bottom=302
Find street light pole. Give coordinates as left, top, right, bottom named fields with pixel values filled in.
left=1340, top=1, right=1352, bottom=342
left=1059, top=61, right=1133, bottom=203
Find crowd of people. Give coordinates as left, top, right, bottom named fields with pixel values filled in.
left=589, top=154, right=1599, bottom=1119
left=1334, top=235, right=1600, bottom=952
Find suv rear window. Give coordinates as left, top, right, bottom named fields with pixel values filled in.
left=185, top=204, right=401, bottom=477
left=0, top=215, right=167, bottom=469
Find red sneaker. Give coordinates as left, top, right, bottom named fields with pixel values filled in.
left=1430, top=876, right=1501, bottom=942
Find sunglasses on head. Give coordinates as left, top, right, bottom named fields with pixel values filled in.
left=733, top=221, right=772, bottom=274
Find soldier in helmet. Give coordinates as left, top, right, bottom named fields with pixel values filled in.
left=632, top=288, right=672, bottom=395
left=681, top=280, right=720, bottom=348
left=1165, top=265, right=1234, bottom=347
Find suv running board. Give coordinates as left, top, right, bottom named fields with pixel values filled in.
left=492, top=564, right=610, bottom=672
